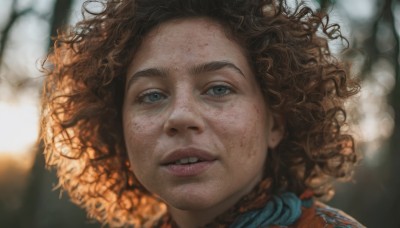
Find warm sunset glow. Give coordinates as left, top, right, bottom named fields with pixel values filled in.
left=0, top=95, right=39, bottom=156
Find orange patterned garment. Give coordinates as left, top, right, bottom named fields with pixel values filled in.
left=155, top=191, right=365, bottom=228
left=283, top=201, right=365, bottom=228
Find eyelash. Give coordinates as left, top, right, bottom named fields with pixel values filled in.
left=135, top=84, right=234, bottom=104
left=204, top=84, right=234, bottom=97
left=136, top=90, right=167, bottom=104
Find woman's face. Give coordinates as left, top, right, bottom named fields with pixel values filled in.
left=123, top=18, right=283, bottom=215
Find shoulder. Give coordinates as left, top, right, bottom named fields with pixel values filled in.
left=291, top=201, right=365, bottom=228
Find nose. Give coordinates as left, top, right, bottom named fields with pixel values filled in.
left=163, top=96, right=205, bottom=136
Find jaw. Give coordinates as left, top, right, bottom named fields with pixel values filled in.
left=165, top=171, right=263, bottom=228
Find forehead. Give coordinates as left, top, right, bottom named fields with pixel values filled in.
left=128, top=18, right=249, bottom=75
left=145, top=17, right=229, bottom=45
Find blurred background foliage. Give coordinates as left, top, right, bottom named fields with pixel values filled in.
left=0, top=0, right=399, bottom=227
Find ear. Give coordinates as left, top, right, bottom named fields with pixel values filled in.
left=267, top=114, right=284, bottom=149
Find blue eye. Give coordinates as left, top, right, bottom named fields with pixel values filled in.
left=138, top=91, right=166, bottom=103
left=206, top=85, right=232, bottom=97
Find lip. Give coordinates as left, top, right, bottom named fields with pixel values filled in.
left=160, top=147, right=217, bottom=177
left=160, top=147, right=217, bottom=165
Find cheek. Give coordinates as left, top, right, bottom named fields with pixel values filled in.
left=122, top=113, right=159, bottom=170
left=236, top=108, right=269, bottom=177
left=213, top=102, right=269, bottom=160
left=123, top=106, right=162, bottom=142
left=215, top=105, right=268, bottom=188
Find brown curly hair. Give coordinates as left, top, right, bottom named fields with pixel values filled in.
left=41, top=0, right=360, bottom=226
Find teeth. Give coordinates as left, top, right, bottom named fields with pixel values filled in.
left=175, top=157, right=199, bottom=165
left=180, top=158, right=189, bottom=164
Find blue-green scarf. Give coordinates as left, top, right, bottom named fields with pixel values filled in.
left=230, top=192, right=310, bottom=228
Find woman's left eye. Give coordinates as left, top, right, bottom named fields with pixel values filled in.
left=205, top=85, right=232, bottom=97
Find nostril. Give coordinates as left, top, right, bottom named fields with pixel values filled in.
left=188, top=126, right=199, bottom=131
left=168, top=127, right=178, bottom=135
left=166, top=125, right=201, bottom=136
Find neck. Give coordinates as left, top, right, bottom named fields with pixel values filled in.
left=168, top=199, right=235, bottom=228
left=167, top=179, right=273, bottom=227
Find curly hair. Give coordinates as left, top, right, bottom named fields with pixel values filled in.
left=41, top=0, right=360, bottom=226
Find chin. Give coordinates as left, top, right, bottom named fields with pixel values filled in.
left=163, top=191, right=218, bottom=211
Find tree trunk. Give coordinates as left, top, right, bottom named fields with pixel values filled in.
left=17, top=0, right=74, bottom=227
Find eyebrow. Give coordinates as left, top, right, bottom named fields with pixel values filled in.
left=126, top=60, right=245, bottom=90
left=126, top=67, right=168, bottom=90
left=190, top=60, right=245, bottom=78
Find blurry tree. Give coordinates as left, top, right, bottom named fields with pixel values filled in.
left=0, top=0, right=99, bottom=227
left=17, top=0, right=72, bottom=224
left=314, top=0, right=400, bottom=227
left=0, top=1, right=32, bottom=64
left=19, top=0, right=71, bottom=214
left=361, top=0, right=400, bottom=226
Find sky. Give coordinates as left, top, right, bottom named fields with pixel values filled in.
left=0, top=0, right=83, bottom=157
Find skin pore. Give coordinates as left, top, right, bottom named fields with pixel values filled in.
left=122, top=18, right=283, bottom=227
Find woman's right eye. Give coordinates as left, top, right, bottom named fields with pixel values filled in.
left=137, top=91, right=167, bottom=104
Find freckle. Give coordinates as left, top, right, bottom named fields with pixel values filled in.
left=133, top=122, right=143, bottom=131
left=240, top=138, right=244, bottom=148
